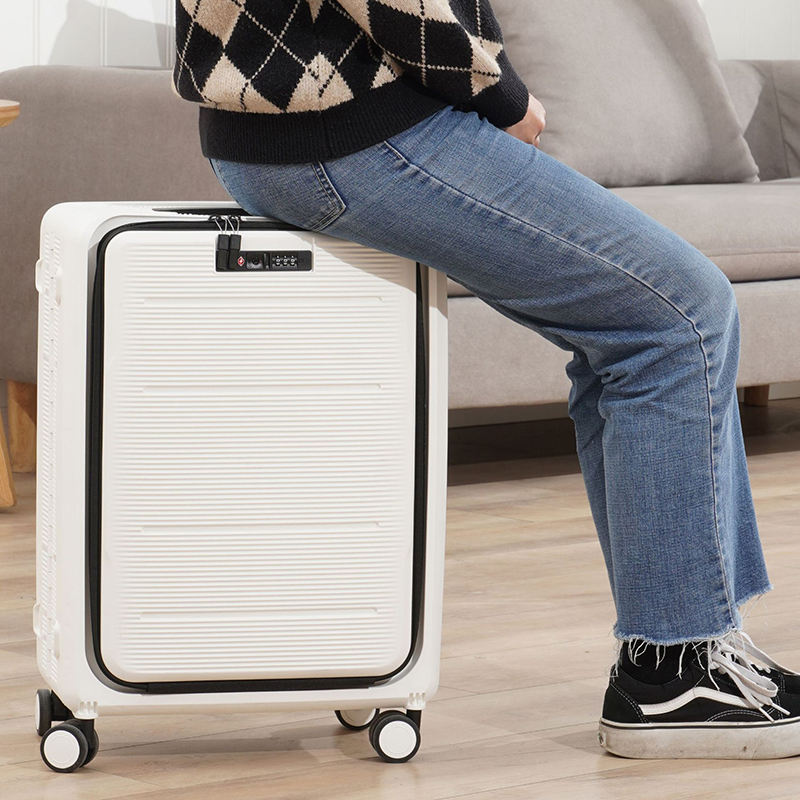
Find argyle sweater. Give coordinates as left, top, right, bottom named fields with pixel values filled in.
left=173, top=0, right=530, bottom=164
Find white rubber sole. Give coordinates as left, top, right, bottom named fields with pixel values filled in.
left=599, top=717, right=800, bottom=760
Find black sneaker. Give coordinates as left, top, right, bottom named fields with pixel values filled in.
left=598, top=631, right=800, bottom=759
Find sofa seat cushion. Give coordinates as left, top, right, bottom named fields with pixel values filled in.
left=445, top=179, right=800, bottom=297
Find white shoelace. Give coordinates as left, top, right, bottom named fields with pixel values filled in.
left=704, top=631, right=795, bottom=721
left=727, top=630, right=800, bottom=677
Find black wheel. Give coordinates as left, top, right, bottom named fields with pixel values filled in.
left=368, top=711, right=381, bottom=750
left=369, top=711, right=421, bottom=763
left=35, top=689, right=52, bottom=737
left=335, top=708, right=379, bottom=731
left=368, top=710, right=395, bottom=751
left=83, top=730, right=100, bottom=766
left=40, top=722, right=89, bottom=773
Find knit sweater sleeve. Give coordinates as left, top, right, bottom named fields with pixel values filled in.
left=335, top=0, right=530, bottom=128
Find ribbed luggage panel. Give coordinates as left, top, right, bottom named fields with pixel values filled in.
left=35, top=232, right=62, bottom=686
left=99, top=229, right=418, bottom=682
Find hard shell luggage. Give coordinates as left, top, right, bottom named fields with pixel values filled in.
left=33, top=201, right=448, bottom=770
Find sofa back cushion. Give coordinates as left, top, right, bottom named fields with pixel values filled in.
left=720, top=59, right=800, bottom=181
left=492, top=0, right=760, bottom=187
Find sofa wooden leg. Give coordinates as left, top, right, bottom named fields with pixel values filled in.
left=8, top=381, right=36, bottom=473
left=743, top=384, right=770, bottom=407
left=0, top=416, right=16, bottom=508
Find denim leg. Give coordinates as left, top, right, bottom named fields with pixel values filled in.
left=460, top=273, right=769, bottom=642
left=565, top=349, right=615, bottom=603
left=209, top=105, right=771, bottom=644
left=540, top=338, right=761, bottom=631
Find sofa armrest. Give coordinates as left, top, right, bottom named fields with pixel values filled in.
left=0, top=65, right=230, bottom=384
left=719, top=59, right=800, bottom=181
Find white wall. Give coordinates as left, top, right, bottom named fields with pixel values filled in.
left=0, top=0, right=176, bottom=72
left=2, top=0, right=800, bottom=72
left=699, top=0, right=800, bottom=60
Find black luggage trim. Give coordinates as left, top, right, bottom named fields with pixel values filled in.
left=86, top=220, right=429, bottom=694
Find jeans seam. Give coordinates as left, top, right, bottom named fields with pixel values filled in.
left=311, top=161, right=346, bottom=229
left=380, top=137, right=737, bottom=629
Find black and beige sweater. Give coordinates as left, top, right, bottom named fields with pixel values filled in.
left=172, top=0, right=530, bottom=164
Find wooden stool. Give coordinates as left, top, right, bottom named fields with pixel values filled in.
left=1, top=100, right=21, bottom=508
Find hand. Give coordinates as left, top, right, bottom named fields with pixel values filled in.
left=503, top=93, right=546, bottom=147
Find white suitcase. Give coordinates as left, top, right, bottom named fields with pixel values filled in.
left=33, top=201, right=448, bottom=771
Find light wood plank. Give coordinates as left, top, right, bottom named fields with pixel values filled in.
left=6, top=382, right=36, bottom=474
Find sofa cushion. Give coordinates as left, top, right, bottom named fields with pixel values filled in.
left=491, top=0, right=759, bottom=187
left=720, top=60, right=800, bottom=182
left=610, top=180, right=800, bottom=282
left=446, top=179, right=800, bottom=297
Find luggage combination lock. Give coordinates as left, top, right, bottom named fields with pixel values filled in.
left=215, top=235, right=312, bottom=272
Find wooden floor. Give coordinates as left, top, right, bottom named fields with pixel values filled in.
left=2, top=399, right=800, bottom=799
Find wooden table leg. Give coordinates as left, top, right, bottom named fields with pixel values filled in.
left=0, top=414, right=16, bottom=508
left=8, top=380, right=36, bottom=473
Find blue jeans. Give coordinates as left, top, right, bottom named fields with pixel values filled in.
left=209, top=103, right=771, bottom=645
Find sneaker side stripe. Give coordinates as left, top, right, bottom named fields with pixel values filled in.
left=639, top=687, right=752, bottom=716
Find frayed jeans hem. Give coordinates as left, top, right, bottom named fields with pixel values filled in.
left=611, top=583, right=773, bottom=647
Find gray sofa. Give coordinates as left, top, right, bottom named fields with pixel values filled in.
left=1, top=54, right=799, bottom=502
